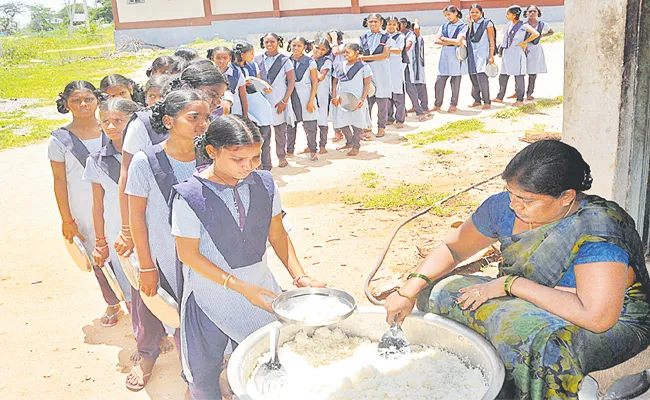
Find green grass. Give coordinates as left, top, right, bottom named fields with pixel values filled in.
left=406, top=118, right=490, bottom=145
left=424, top=148, right=455, bottom=156
left=0, top=110, right=69, bottom=150
left=493, top=96, right=564, bottom=119
left=532, top=123, right=547, bottom=132
left=541, top=31, right=564, bottom=44
left=360, top=172, right=381, bottom=188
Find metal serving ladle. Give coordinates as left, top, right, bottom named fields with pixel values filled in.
left=378, top=314, right=410, bottom=358
left=253, top=325, right=286, bottom=395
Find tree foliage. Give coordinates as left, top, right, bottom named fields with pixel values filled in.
left=0, top=2, right=25, bottom=35
left=90, top=0, right=113, bottom=23
left=28, top=5, right=57, bottom=32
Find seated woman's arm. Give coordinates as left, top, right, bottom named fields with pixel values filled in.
left=509, top=262, right=628, bottom=333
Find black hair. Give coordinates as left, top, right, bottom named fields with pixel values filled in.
left=149, top=89, right=209, bottom=134
left=206, top=46, right=233, bottom=62
left=99, top=97, right=141, bottom=116
left=259, top=33, right=285, bottom=50
left=99, top=74, right=146, bottom=106
left=146, top=55, right=181, bottom=78
left=312, top=38, right=332, bottom=57
left=144, top=74, right=170, bottom=95
left=343, top=43, right=362, bottom=54
left=469, top=4, right=485, bottom=17
left=363, top=13, right=387, bottom=30
left=56, top=80, right=100, bottom=114
left=329, top=28, right=344, bottom=43
left=502, top=140, right=593, bottom=198
left=186, top=58, right=214, bottom=69
left=232, top=42, right=255, bottom=63
left=195, top=115, right=262, bottom=160
left=524, top=5, right=542, bottom=17
left=443, top=5, right=463, bottom=19
left=163, top=62, right=226, bottom=96
left=286, top=36, right=313, bottom=53
left=385, top=15, right=400, bottom=24
left=174, top=47, right=199, bottom=62
left=507, top=5, right=523, bottom=20
left=398, top=17, right=412, bottom=30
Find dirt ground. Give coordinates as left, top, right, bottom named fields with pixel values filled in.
left=0, top=37, right=564, bottom=399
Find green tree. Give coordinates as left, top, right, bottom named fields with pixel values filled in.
left=90, top=0, right=113, bottom=23
left=28, top=5, right=57, bottom=32
left=0, top=2, right=25, bottom=35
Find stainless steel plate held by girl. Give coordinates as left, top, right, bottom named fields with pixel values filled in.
left=272, top=287, right=356, bottom=326
left=64, top=236, right=93, bottom=272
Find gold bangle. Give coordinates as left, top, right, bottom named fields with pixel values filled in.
left=397, top=288, right=417, bottom=302
left=223, top=274, right=234, bottom=290
left=508, top=276, right=521, bottom=296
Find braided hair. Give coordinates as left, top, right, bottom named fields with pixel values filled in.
left=149, top=89, right=209, bottom=134
left=55, top=80, right=101, bottom=114
left=99, top=74, right=146, bottom=106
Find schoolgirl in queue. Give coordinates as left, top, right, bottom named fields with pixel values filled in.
left=331, top=43, right=372, bottom=157
left=143, top=74, right=169, bottom=107
left=409, top=20, right=431, bottom=116
left=208, top=46, right=248, bottom=119
left=400, top=17, right=426, bottom=119
left=286, top=37, right=320, bottom=161
left=100, top=74, right=146, bottom=106
left=124, top=90, right=211, bottom=391
left=49, top=81, right=120, bottom=327
left=146, top=55, right=182, bottom=78
left=231, top=41, right=275, bottom=171
left=432, top=6, right=468, bottom=113
left=385, top=15, right=407, bottom=128
left=171, top=114, right=325, bottom=399
left=255, top=33, right=296, bottom=168
left=466, top=4, right=496, bottom=109
left=493, top=5, right=540, bottom=106
left=359, top=13, right=393, bottom=139
left=325, top=28, right=346, bottom=142
left=83, top=98, right=141, bottom=309
left=312, top=39, right=333, bottom=154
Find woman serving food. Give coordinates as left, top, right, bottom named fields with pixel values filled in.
left=385, top=140, right=650, bottom=399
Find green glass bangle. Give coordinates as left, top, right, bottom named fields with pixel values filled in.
left=504, top=275, right=515, bottom=296
left=408, top=272, right=432, bottom=284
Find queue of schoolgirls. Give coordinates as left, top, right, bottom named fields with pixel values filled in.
left=47, top=4, right=552, bottom=399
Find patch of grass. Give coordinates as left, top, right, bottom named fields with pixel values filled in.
left=360, top=172, right=381, bottom=188
left=424, top=148, right=455, bottom=156
left=0, top=110, right=68, bottom=150
left=532, top=123, right=547, bottom=132
left=492, top=96, right=564, bottom=119
left=541, top=31, right=564, bottom=44
left=406, top=118, right=489, bottom=145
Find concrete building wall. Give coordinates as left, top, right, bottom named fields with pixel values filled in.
left=211, top=0, right=273, bottom=14
left=117, top=0, right=206, bottom=23
left=359, top=0, right=445, bottom=6
left=562, top=0, right=627, bottom=200
left=280, top=0, right=350, bottom=10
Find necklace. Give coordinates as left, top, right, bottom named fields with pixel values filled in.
left=528, top=196, right=577, bottom=231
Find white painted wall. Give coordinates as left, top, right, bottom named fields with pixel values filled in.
left=359, top=0, right=447, bottom=5
left=280, top=0, right=350, bottom=10
left=211, top=0, right=274, bottom=14
left=118, top=0, right=206, bottom=23
left=562, top=0, right=627, bottom=200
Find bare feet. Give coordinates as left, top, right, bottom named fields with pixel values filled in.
left=286, top=152, right=294, bottom=157
left=507, top=93, right=517, bottom=99
left=310, top=153, right=318, bottom=161
left=126, top=359, right=154, bottom=391
left=159, top=336, right=174, bottom=355
left=376, top=128, right=386, bottom=137
left=492, top=98, right=504, bottom=103
left=481, top=104, right=492, bottom=110
left=319, top=148, right=328, bottom=154
left=386, top=121, right=394, bottom=125
left=430, top=106, right=441, bottom=112
left=337, top=144, right=353, bottom=151
left=513, top=101, right=524, bottom=107
left=297, top=148, right=310, bottom=155
left=100, top=304, right=121, bottom=327
left=468, top=102, right=481, bottom=108
left=526, top=95, right=535, bottom=101
left=396, top=122, right=405, bottom=129
left=347, top=148, right=360, bottom=156
left=448, top=106, right=457, bottom=113
left=278, top=159, right=288, bottom=168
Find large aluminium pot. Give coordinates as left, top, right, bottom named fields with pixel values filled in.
left=228, top=306, right=505, bottom=399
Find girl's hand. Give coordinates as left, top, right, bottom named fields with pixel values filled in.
left=92, top=241, right=109, bottom=265
left=306, top=100, right=316, bottom=113
left=275, top=101, right=287, bottom=114
left=62, top=221, right=84, bottom=243
left=245, top=79, right=253, bottom=86
left=385, top=290, right=415, bottom=326
left=113, top=232, right=134, bottom=257
left=239, top=282, right=278, bottom=313
left=295, top=276, right=327, bottom=288
left=356, top=99, right=365, bottom=109
left=517, top=42, right=527, bottom=52
left=332, top=96, right=341, bottom=107
left=457, top=277, right=507, bottom=311
left=139, top=269, right=159, bottom=297
left=488, top=56, right=495, bottom=64
left=263, top=87, right=273, bottom=94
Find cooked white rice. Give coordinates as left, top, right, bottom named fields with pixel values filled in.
left=246, top=327, right=489, bottom=400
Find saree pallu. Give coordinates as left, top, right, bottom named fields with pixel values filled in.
left=417, top=196, right=650, bottom=399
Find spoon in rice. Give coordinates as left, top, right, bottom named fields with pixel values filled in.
left=253, top=325, right=286, bottom=395
left=378, top=313, right=410, bottom=358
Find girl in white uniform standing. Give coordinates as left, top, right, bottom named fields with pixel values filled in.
left=360, top=13, right=393, bottom=139
left=312, top=39, right=333, bottom=154
left=410, top=21, right=430, bottom=116
left=255, top=33, right=296, bottom=168
left=332, top=43, right=372, bottom=157
left=466, top=5, right=496, bottom=109
left=232, top=42, right=275, bottom=171
left=493, top=5, right=540, bottom=106
left=84, top=98, right=141, bottom=308
left=433, top=6, right=468, bottom=113
left=172, top=115, right=325, bottom=399
left=143, top=74, right=168, bottom=107
left=286, top=37, right=320, bottom=161
left=100, top=74, right=146, bottom=106
left=386, top=15, right=407, bottom=129
left=209, top=46, right=248, bottom=119
left=49, top=81, right=120, bottom=327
